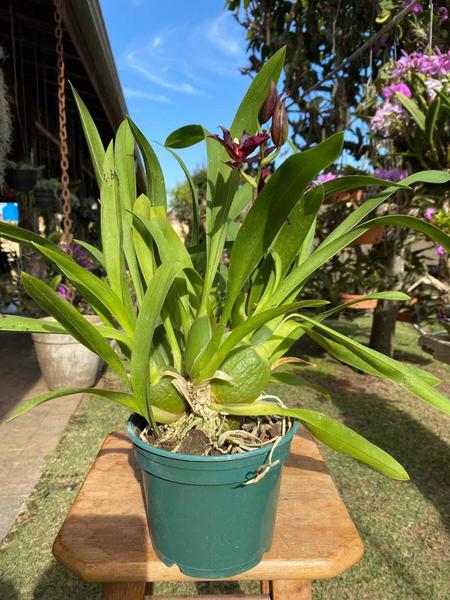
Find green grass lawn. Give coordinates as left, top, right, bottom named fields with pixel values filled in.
left=0, top=317, right=449, bottom=599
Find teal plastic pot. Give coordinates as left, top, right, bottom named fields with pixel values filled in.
left=128, top=413, right=298, bottom=579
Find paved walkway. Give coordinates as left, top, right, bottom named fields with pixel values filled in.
left=0, top=333, right=82, bottom=542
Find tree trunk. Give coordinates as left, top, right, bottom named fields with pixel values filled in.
left=369, top=236, right=406, bottom=357
left=369, top=299, right=400, bottom=357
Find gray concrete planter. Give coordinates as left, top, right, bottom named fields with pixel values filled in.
left=419, top=333, right=450, bottom=366
left=32, top=316, right=104, bottom=390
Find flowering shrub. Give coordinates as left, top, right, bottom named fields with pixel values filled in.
left=369, top=48, right=450, bottom=170
left=424, top=206, right=450, bottom=257
left=55, top=242, right=96, bottom=310
left=373, top=167, right=409, bottom=182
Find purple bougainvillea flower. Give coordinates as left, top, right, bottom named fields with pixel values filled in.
left=209, top=126, right=270, bottom=169
left=374, top=168, right=409, bottom=182
left=402, top=1, right=422, bottom=13
left=382, top=83, right=412, bottom=99
left=435, top=245, right=446, bottom=257
left=316, top=172, right=340, bottom=184
left=438, top=6, right=448, bottom=21
left=424, top=207, right=437, bottom=221
left=57, top=285, right=69, bottom=300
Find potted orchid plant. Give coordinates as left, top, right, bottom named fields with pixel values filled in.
left=1, top=49, right=450, bottom=578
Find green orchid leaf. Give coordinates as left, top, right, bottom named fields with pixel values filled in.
left=130, top=262, right=185, bottom=425
left=296, top=314, right=450, bottom=415
left=0, top=314, right=132, bottom=348
left=132, top=194, right=155, bottom=286
left=318, top=291, right=410, bottom=319
left=270, top=213, right=450, bottom=308
left=197, top=300, right=328, bottom=381
left=213, top=401, right=409, bottom=480
left=322, top=170, right=450, bottom=247
left=322, top=175, right=409, bottom=197
left=70, top=83, right=105, bottom=187
left=21, top=273, right=127, bottom=382
left=131, top=203, right=193, bottom=268
left=165, top=124, right=205, bottom=148
left=8, top=387, right=178, bottom=424
left=230, top=46, right=285, bottom=137
left=0, top=221, right=66, bottom=255
left=163, top=145, right=200, bottom=245
left=128, top=117, right=167, bottom=208
left=101, top=141, right=134, bottom=318
left=228, top=183, right=252, bottom=221
left=303, top=327, right=440, bottom=389
left=362, top=215, right=450, bottom=252
left=425, top=96, right=441, bottom=148
left=224, top=133, right=344, bottom=324
left=74, top=239, right=106, bottom=269
left=271, top=184, right=324, bottom=280
left=395, top=93, right=426, bottom=131
left=115, top=119, right=144, bottom=306
left=34, top=243, right=134, bottom=335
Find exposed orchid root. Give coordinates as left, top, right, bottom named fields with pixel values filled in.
left=140, top=412, right=290, bottom=456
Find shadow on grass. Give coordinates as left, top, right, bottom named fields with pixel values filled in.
left=0, top=580, right=20, bottom=599
left=393, top=349, right=432, bottom=366
left=317, top=370, right=450, bottom=532
left=33, top=561, right=101, bottom=599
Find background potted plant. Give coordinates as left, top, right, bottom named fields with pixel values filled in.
left=30, top=242, right=105, bottom=390
left=33, top=177, right=60, bottom=207
left=1, top=48, right=450, bottom=579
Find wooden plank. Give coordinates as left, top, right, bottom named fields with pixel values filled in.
left=102, top=582, right=145, bottom=599
left=53, top=430, right=364, bottom=583
left=144, top=596, right=268, bottom=600
left=271, top=580, right=312, bottom=600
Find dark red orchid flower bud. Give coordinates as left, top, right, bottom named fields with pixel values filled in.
left=271, top=96, right=288, bottom=147
left=257, top=166, right=271, bottom=193
left=258, top=80, right=278, bottom=124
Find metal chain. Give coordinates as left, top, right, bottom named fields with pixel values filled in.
left=53, top=0, right=72, bottom=247
left=54, top=0, right=75, bottom=303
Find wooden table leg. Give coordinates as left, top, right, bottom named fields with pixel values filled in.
left=261, top=580, right=270, bottom=594
left=102, top=582, right=146, bottom=599
left=270, top=580, right=312, bottom=600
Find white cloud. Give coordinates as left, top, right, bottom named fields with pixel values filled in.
left=123, top=87, right=171, bottom=104
left=119, top=12, right=246, bottom=103
left=206, top=13, right=243, bottom=57
left=126, top=52, right=201, bottom=95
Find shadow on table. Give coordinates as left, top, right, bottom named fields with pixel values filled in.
left=0, top=580, right=20, bottom=599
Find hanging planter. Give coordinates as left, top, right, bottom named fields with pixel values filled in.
left=5, top=166, right=41, bottom=192
left=350, top=225, right=385, bottom=246
left=34, top=189, right=59, bottom=208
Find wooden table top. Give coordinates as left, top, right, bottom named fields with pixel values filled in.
left=53, top=430, right=364, bottom=583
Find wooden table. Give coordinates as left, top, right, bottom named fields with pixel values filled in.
left=53, top=430, right=364, bottom=599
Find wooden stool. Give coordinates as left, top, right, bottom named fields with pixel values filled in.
left=53, top=430, right=364, bottom=599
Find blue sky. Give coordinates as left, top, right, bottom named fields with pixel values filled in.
left=100, top=0, right=252, bottom=194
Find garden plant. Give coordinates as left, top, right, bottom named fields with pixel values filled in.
left=0, top=47, right=449, bottom=576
